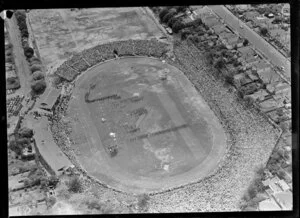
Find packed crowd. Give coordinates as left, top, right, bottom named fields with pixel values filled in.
left=144, top=40, right=279, bottom=211
left=55, top=62, right=79, bottom=82
left=7, top=95, right=24, bottom=117
left=43, top=38, right=282, bottom=212
left=54, top=39, right=169, bottom=82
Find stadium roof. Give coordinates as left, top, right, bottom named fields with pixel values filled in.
left=34, top=117, right=72, bottom=175
left=38, top=88, right=61, bottom=110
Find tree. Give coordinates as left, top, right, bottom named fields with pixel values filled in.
left=175, top=6, right=188, bottom=13
left=272, top=16, right=283, bottom=24
left=18, top=127, right=34, bottom=138
left=206, top=51, right=214, bottom=65
left=31, top=79, right=47, bottom=95
left=192, top=18, right=203, bottom=27
left=224, top=73, right=234, bottom=85
left=167, top=17, right=178, bottom=28
left=21, top=28, right=29, bottom=38
left=29, top=56, right=41, bottom=63
left=214, top=58, right=225, bottom=70
left=22, top=41, right=29, bottom=49
left=260, top=27, right=268, bottom=36
left=16, top=137, right=31, bottom=146
left=9, top=140, right=23, bottom=155
left=30, top=64, right=43, bottom=74
left=68, top=176, right=83, bottom=193
left=15, top=10, right=26, bottom=19
left=48, top=175, right=59, bottom=187
left=243, top=39, right=249, bottom=46
left=24, top=46, right=34, bottom=58
left=257, top=7, right=266, bottom=15
left=162, top=10, right=176, bottom=24
left=52, top=75, right=63, bottom=86
left=181, top=30, right=191, bottom=40
left=159, top=8, right=169, bottom=21
left=172, top=20, right=184, bottom=33
left=32, top=71, right=45, bottom=81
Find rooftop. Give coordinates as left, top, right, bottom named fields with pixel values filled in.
left=212, top=24, right=227, bottom=34
left=203, top=16, right=220, bottom=27
left=274, top=191, right=293, bottom=210
left=34, top=117, right=72, bottom=174
left=37, top=88, right=61, bottom=110
left=255, top=60, right=271, bottom=70
left=259, top=199, right=282, bottom=211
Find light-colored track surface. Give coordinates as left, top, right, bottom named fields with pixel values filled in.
left=68, top=57, right=227, bottom=193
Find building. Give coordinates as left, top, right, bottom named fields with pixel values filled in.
left=9, top=171, right=31, bottom=190
left=238, top=46, right=260, bottom=67
left=257, top=68, right=281, bottom=84
left=259, top=98, right=283, bottom=112
left=217, top=29, right=240, bottom=49
left=21, top=146, right=35, bottom=161
left=253, top=60, right=271, bottom=74
left=259, top=199, right=282, bottom=211
left=281, top=4, right=290, bottom=17
left=211, top=24, right=227, bottom=34
left=33, top=117, right=73, bottom=175
left=246, top=89, right=269, bottom=102
left=6, top=70, right=17, bottom=79
left=274, top=191, right=293, bottom=210
left=203, top=15, right=220, bottom=28
left=36, top=88, right=61, bottom=112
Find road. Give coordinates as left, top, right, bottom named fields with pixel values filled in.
left=207, top=5, right=291, bottom=81
left=6, top=16, right=32, bottom=96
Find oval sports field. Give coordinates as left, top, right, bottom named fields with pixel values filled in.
left=67, top=57, right=227, bottom=194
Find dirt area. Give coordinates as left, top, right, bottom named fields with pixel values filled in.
left=28, top=8, right=164, bottom=70
left=66, top=57, right=227, bottom=193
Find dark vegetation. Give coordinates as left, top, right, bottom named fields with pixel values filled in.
left=30, top=79, right=47, bottom=95
left=260, top=27, right=269, bottom=36
left=32, top=71, right=45, bottom=81
left=14, top=10, right=47, bottom=95
left=9, top=127, right=33, bottom=156
left=157, top=6, right=190, bottom=33
left=240, top=166, right=267, bottom=210
left=6, top=77, right=21, bottom=90
left=67, top=176, right=83, bottom=193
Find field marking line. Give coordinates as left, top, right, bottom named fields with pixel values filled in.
left=156, top=90, right=207, bottom=161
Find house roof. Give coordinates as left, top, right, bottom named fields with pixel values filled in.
left=262, top=178, right=271, bottom=186
left=253, top=60, right=271, bottom=70
left=274, top=191, right=293, bottom=210
left=212, top=24, right=227, bottom=34
left=238, top=46, right=255, bottom=57
left=259, top=199, right=282, bottom=211
left=269, top=182, right=283, bottom=193
left=257, top=69, right=281, bottom=84
left=278, top=180, right=290, bottom=191
left=203, top=16, right=220, bottom=27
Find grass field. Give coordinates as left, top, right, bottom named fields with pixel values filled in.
left=66, top=57, right=227, bottom=193
left=28, top=8, right=164, bottom=69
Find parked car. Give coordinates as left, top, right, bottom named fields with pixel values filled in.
left=166, top=27, right=173, bottom=35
